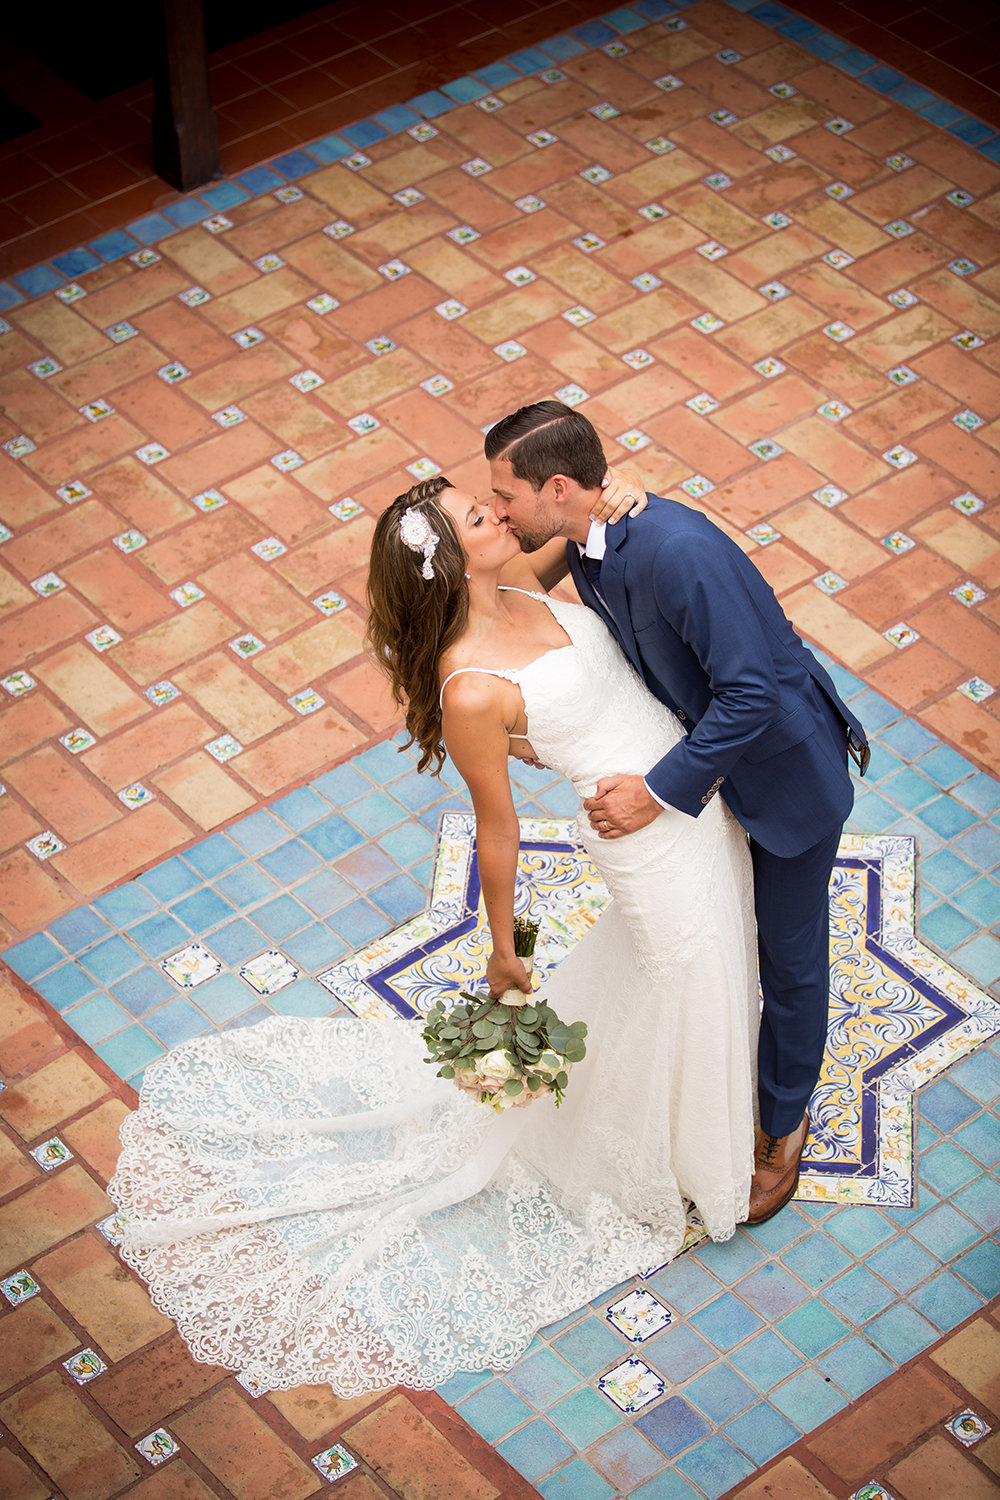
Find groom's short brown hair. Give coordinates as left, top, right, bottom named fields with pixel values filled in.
left=485, top=400, right=607, bottom=491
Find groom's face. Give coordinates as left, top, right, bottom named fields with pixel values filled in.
left=489, top=458, right=562, bottom=553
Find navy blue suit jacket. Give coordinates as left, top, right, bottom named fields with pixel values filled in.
left=567, top=495, right=866, bottom=858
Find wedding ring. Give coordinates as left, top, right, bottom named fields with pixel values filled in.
left=624, top=492, right=636, bottom=501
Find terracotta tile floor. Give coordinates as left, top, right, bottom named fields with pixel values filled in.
left=2, top=1, right=1000, bottom=1497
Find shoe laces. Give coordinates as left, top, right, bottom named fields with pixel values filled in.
left=758, top=1132, right=781, bottom=1167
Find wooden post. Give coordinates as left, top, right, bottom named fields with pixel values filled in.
left=152, top=0, right=222, bottom=191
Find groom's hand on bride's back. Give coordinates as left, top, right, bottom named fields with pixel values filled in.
left=584, top=775, right=661, bottom=837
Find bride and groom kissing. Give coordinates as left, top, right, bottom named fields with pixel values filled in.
left=110, top=398, right=869, bottom=1397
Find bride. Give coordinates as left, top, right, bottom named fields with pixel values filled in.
left=109, top=474, right=759, bottom=1399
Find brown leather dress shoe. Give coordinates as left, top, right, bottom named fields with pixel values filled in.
left=746, top=1113, right=810, bottom=1225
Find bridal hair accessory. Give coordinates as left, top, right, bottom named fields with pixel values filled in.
left=399, top=507, right=440, bottom=580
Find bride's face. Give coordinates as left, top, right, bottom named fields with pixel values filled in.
left=439, top=488, right=519, bottom=574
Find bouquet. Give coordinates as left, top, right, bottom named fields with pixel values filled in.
left=422, top=914, right=587, bottom=1110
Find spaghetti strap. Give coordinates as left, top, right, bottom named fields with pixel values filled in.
left=438, top=666, right=519, bottom=709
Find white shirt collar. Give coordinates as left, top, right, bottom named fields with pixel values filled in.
left=580, top=519, right=607, bottom=560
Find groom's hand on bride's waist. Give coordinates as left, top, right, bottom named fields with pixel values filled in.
left=585, top=775, right=661, bottom=838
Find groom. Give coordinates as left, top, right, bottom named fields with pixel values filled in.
left=486, top=400, right=868, bottom=1225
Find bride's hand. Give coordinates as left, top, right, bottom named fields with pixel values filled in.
left=487, top=951, right=532, bottom=1002
left=591, top=466, right=647, bottom=525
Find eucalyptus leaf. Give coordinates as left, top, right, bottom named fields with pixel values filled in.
left=503, top=1079, right=523, bottom=1095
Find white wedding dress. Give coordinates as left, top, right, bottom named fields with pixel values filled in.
left=109, top=593, right=759, bottom=1397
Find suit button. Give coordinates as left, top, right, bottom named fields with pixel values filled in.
left=677, top=710, right=686, bottom=721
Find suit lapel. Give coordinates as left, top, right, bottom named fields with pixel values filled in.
left=598, top=522, right=642, bottom=675
left=567, top=543, right=620, bottom=639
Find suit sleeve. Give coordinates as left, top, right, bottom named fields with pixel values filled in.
left=643, top=530, right=782, bottom=817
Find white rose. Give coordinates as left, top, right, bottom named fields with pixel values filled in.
left=536, top=1051, right=571, bottom=1077
left=477, top=1049, right=517, bottom=1087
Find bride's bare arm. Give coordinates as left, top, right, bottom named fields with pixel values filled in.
left=442, top=676, right=532, bottom=998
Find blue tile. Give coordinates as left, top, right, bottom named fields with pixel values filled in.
left=335, top=844, right=399, bottom=890
left=849, top=790, right=899, bottom=832
left=816, top=1336, right=894, bottom=1398
left=674, top=1432, right=755, bottom=1498
left=170, top=887, right=233, bottom=932
left=728, top=1329, right=803, bottom=1391
left=328, top=899, right=387, bottom=948
left=371, top=873, right=424, bottom=923
left=571, top=19, right=617, bottom=45
left=537, top=1458, right=616, bottom=1500
left=390, top=768, right=447, bottom=813
left=880, top=767, right=938, bottom=813
left=64, top=993, right=129, bottom=1046
left=866, top=1303, right=938, bottom=1362
left=950, top=933, right=1000, bottom=985
left=880, top=717, right=938, bottom=760
left=979, top=138, right=1000, bottom=163
left=312, top=762, right=372, bottom=804
left=407, top=89, right=457, bottom=118
left=4, top=932, right=65, bottom=979
left=589, top=1426, right=663, bottom=1489
left=0, top=282, right=25, bottom=311
left=109, top=968, right=178, bottom=1018
left=505, top=1347, right=580, bottom=1408
left=51, top=247, right=102, bottom=277
left=308, top=134, right=353, bottom=162
left=295, top=870, right=354, bottom=917
left=953, top=876, right=1000, bottom=926
left=734, top=1263, right=807, bottom=1320
left=96, top=1025, right=164, bottom=1077
left=949, top=118, right=996, bottom=146
left=551, top=1318, right=627, bottom=1378
left=780, top=1234, right=853, bottom=1289
left=435, top=1369, right=491, bottom=1402
left=163, top=197, right=210, bottom=226
left=228, top=809, right=288, bottom=856
left=457, top=1381, right=533, bottom=1443
left=252, top=894, right=311, bottom=941
left=635, top=1395, right=710, bottom=1457
left=78, top=935, right=142, bottom=985
left=497, top=1420, right=575, bottom=1484
left=953, top=773, right=1000, bottom=817
left=826, top=1205, right=894, bottom=1256
left=259, top=839, right=323, bottom=884
left=538, top=33, right=587, bottom=60
left=954, top=1239, right=1000, bottom=1300
left=127, top=913, right=191, bottom=959
left=89, top=230, right=140, bottom=261
left=775, top=1300, right=850, bottom=1357
left=890, top=83, right=938, bottom=110
left=144, top=997, right=208, bottom=1046
left=770, top=1366, right=849, bottom=1429
left=193, top=973, right=256, bottom=1024
left=953, top=1174, right=1000, bottom=1233
left=473, top=61, right=523, bottom=89
left=269, top=786, right=333, bottom=831
left=690, top=1293, right=764, bottom=1350
left=506, top=45, right=559, bottom=72
left=200, top=181, right=250, bottom=211
left=647, top=1257, right=724, bottom=1315
left=372, top=104, right=422, bottom=133
left=921, top=848, right=978, bottom=898
left=441, top=76, right=490, bottom=102
left=33, top=964, right=96, bottom=1012
left=644, top=1322, right=715, bottom=1382
left=954, top=1115, right=1000, bottom=1169
left=920, top=99, right=966, bottom=126
left=909, top=1270, right=984, bottom=1331
left=215, top=865, right=280, bottom=907
left=823, top=1264, right=895, bottom=1323
left=696, top=1231, right=765, bottom=1280
left=268, top=978, right=338, bottom=1018
left=379, top=820, right=436, bottom=867
left=920, top=1076, right=980, bottom=1133
left=549, top=1386, right=621, bottom=1445
left=208, top=919, right=264, bottom=965
left=743, top=1204, right=811, bottom=1255
left=917, top=743, right=978, bottom=789
left=910, top=1203, right=981, bottom=1261
left=683, top=1363, right=758, bottom=1424
left=269, top=149, right=321, bottom=179
left=833, top=48, right=879, bottom=76
left=236, top=165, right=285, bottom=194
left=602, top=6, right=649, bottom=33
left=922, top=903, right=979, bottom=952
left=139, top=856, right=201, bottom=901
left=341, top=118, right=388, bottom=146
left=301, top=816, right=366, bottom=861
left=921, top=1140, right=981, bottom=1196
left=281, top=924, right=346, bottom=971
left=919, top=797, right=978, bottom=840
left=634, top=0, right=682, bottom=16
left=183, top=834, right=242, bottom=878
left=126, top=212, right=177, bottom=244
left=12, top=264, right=65, bottom=296
left=950, top=1045, right=1000, bottom=1104
left=346, top=791, right=405, bottom=836
left=863, top=65, right=908, bottom=93
left=631, top=1470, right=703, bottom=1500
left=724, top=1400, right=800, bottom=1466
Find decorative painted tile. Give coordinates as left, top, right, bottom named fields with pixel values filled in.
left=171, top=581, right=205, bottom=607
left=31, top=1137, right=73, bottom=1171
left=959, top=676, right=994, bottom=702
left=883, top=532, right=915, bottom=554
left=232, top=327, right=266, bottom=351
left=603, top=40, right=629, bottom=56
left=607, top=1289, right=673, bottom=1343
left=312, top=1443, right=359, bottom=1481
left=824, top=321, right=854, bottom=341
left=540, top=68, right=564, bottom=83
left=754, top=357, right=786, bottom=378
left=136, top=1430, right=179, bottom=1466
left=947, top=189, right=975, bottom=207
left=698, top=241, right=727, bottom=260
left=618, top=430, right=651, bottom=452
left=323, top=220, right=355, bottom=239
left=31, top=572, right=65, bottom=596
left=952, top=581, right=987, bottom=606
left=884, top=623, right=920, bottom=649
left=211, top=406, right=246, bottom=427
left=178, top=286, right=211, bottom=306
left=599, top=1357, right=665, bottom=1414
left=770, top=82, right=797, bottom=98
left=63, top=1349, right=107, bottom=1384
left=813, top=484, right=847, bottom=507
left=118, top=783, right=154, bottom=810
left=205, top=734, right=243, bottom=762
left=581, top=165, right=612, bottom=184
left=462, top=157, right=492, bottom=176
left=407, top=458, right=440, bottom=480
left=290, top=369, right=324, bottom=393
left=692, top=313, right=724, bottom=334
left=681, top=475, right=714, bottom=498
left=946, top=1410, right=991, bottom=1445
left=57, top=480, right=91, bottom=502
left=493, top=340, right=526, bottom=361
left=253, top=253, right=285, bottom=273
left=826, top=182, right=854, bottom=199
left=229, top=633, right=265, bottom=658
left=97, top=1211, right=128, bottom=1244
left=236, top=1370, right=270, bottom=1396
left=711, top=110, right=739, bottom=127
left=591, top=102, right=619, bottom=120
left=818, top=401, right=852, bottom=422
left=86, top=625, right=121, bottom=651
left=136, top=443, right=169, bottom=464
left=162, top=943, right=223, bottom=988
left=312, top=590, right=347, bottom=615
left=26, top=831, right=63, bottom=860
left=576, top=233, right=606, bottom=253
left=60, top=727, right=96, bottom=753
left=885, top=219, right=914, bottom=239
left=632, top=272, right=661, bottom=291
left=365, top=336, right=397, bottom=356
left=447, top=225, right=480, bottom=244
left=664, top=14, right=688, bottom=28
left=345, top=152, right=371, bottom=169
left=883, top=445, right=917, bottom=468
left=348, top=413, right=380, bottom=436
left=516, top=194, right=549, bottom=215
left=393, top=187, right=425, bottom=207
left=0, top=523, right=9, bottom=542
left=645, top=137, right=676, bottom=153
left=759, top=281, right=791, bottom=301
left=888, top=288, right=918, bottom=307
left=3, top=669, right=36, bottom=696
left=747, top=522, right=781, bottom=546
left=952, top=491, right=984, bottom=515
left=144, top=681, right=180, bottom=707
left=0, top=317, right=10, bottom=331
left=827, top=116, right=854, bottom=134
left=766, top=144, right=797, bottom=164
left=814, top=571, right=848, bottom=594
left=847, top=1486, right=892, bottom=1500
left=562, top=307, right=595, bottom=327
left=240, top=950, right=299, bottom=996
left=824, top=249, right=855, bottom=269
left=158, top=362, right=190, bottom=384
left=191, top=488, right=226, bottom=511
left=251, top=537, right=287, bottom=562
left=408, top=122, right=437, bottom=140
left=954, top=409, right=986, bottom=431
left=307, top=293, right=340, bottom=315
left=655, top=74, right=683, bottom=90
left=477, top=95, right=504, bottom=110
left=885, top=365, right=918, bottom=386
left=202, top=214, right=232, bottom=232
left=885, top=153, right=914, bottom=171
left=435, top=298, right=467, bottom=320
left=949, top=259, right=977, bottom=276
left=289, top=689, right=325, bottom=715
left=114, top=529, right=146, bottom=553
left=716, top=48, right=741, bottom=63
left=105, top=320, right=139, bottom=343
left=554, top=384, right=588, bottom=406
left=639, top=203, right=669, bottom=221
left=749, top=439, right=784, bottom=461
left=275, top=185, right=304, bottom=202
left=527, top=129, right=558, bottom=147
left=55, top=282, right=87, bottom=302
left=29, top=356, right=62, bottom=378
left=623, top=350, right=654, bottom=370
left=953, top=331, right=984, bottom=350
left=1, top=1270, right=40, bottom=1306
left=705, top=172, right=732, bottom=189
left=763, top=211, right=793, bottom=229
left=131, top=248, right=160, bottom=265
left=378, top=258, right=410, bottom=281
left=329, top=498, right=362, bottom=521
left=80, top=399, right=113, bottom=422
left=687, top=394, right=719, bottom=414
left=271, top=450, right=304, bottom=470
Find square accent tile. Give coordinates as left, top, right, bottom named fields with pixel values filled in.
left=289, top=689, right=325, bottom=715
left=435, top=299, right=467, bottom=319
left=86, top=625, right=121, bottom=651
left=814, top=484, right=847, bottom=506
left=494, top=341, right=527, bottom=360
left=555, top=384, right=588, bottom=406
left=884, top=623, right=920, bottom=649
left=173, top=580, right=207, bottom=605
left=57, top=480, right=91, bottom=502
left=366, top=336, right=397, bottom=355
left=145, top=681, right=180, bottom=706
left=946, top=1410, right=991, bottom=1445
left=191, top=488, right=226, bottom=511
left=618, top=429, right=651, bottom=451
left=136, top=1430, right=179, bottom=1466
left=26, top=831, right=64, bottom=860
left=63, top=1349, right=107, bottom=1384
left=162, top=943, right=223, bottom=988
left=251, top=537, right=287, bottom=561
left=312, top=1444, right=359, bottom=1480
left=623, top=350, right=654, bottom=369
left=606, top=1290, right=673, bottom=1342
left=1, top=1270, right=40, bottom=1306
left=599, top=1358, right=665, bottom=1414
left=313, top=591, right=347, bottom=615
left=240, top=950, right=299, bottom=995
left=118, top=783, right=155, bottom=809
left=30, top=1137, right=73, bottom=1171
left=60, top=727, right=96, bottom=753
left=448, top=226, right=480, bottom=244
left=308, top=292, right=340, bottom=312
left=271, top=449, right=304, bottom=470
left=206, top=734, right=243, bottom=762
left=229, top=633, right=266, bottom=658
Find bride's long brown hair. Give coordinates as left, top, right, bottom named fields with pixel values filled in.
left=366, top=476, right=469, bottom=774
